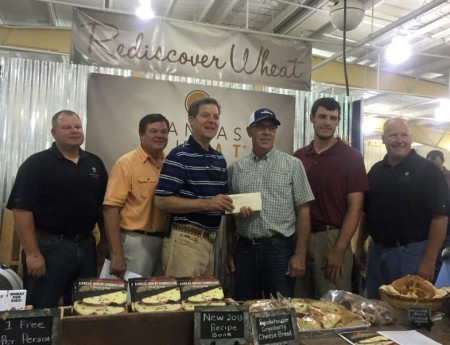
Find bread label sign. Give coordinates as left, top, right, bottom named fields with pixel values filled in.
left=408, top=307, right=433, bottom=330
left=250, top=308, right=299, bottom=345
left=0, top=308, right=60, bottom=345
left=194, top=305, right=250, bottom=345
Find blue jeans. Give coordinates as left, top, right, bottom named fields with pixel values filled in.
left=366, top=240, right=426, bottom=299
left=233, top=236, right=295, bottom=300
left=434, top=234, right=450, bottom=283
left=22, top=232, right=96, bottom=308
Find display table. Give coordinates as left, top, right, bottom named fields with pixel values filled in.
left=299, top=317, right=450, bottom=345
left=60, top=310, right=449, bottom=345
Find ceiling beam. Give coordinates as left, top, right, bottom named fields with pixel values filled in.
left=208, top=0, right=240, bottom=24
left=197, top=0, right=218, bottom=22
left=163, top=0, right=177, bottom=18
left=312, top=0, right=448, bottom=71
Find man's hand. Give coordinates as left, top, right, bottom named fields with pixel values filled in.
left=323, top=247, right=345, bottom=282
left=26, top=252, right=46, bottom=277
left=237, top=206, right=253, bottom=218
left=416, top=257, right=435, bottom=282
left=286, top=253, right=306, bottom=278
left=224, top=254, right=235, bottom=275
left=109, top=253, right=127, bottom=279
left=208, top=194, right=234, bottom=213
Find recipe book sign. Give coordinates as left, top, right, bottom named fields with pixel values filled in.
left=194, top=305, right=250, bottom=345
left=0, top=308, right=60, bottom=345
left=250, top=308, right=299, bottom=345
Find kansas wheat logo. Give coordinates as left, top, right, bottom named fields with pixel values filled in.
left=90, top=167, right=100, bottom=179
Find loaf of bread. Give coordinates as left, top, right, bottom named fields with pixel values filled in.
left=82, top=290, right=127, bottom=306
left=73, top=301, right=126, bottom=316
left=133, top=301, right=182, bottom=312
left=390, top=275, right=436, bottom=299
left=379, top=275, right=449, bottom=311
left=246, top=298, right=365, bottom=331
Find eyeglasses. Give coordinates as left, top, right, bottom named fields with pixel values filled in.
left=250, top=124, right=278, bottom=131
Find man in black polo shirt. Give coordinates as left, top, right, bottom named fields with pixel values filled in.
left=7, top=110, right=107, bottom=308
left=356, top=117, right=448, bottom=299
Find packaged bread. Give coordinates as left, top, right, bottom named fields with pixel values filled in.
left=72, top=278, right=128, bottom=316
left=292, top=299, right=365, bottom=331
left=128, top=276, right=182, bottom=313
left=245, top=298, right=366, bottom=331
left=321, top=290, right=395, bottom=325
left=178, top=276, right=226, bottom=310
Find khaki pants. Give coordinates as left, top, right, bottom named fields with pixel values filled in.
left=162, top=229, right=214, bottom=277
left=295, top=229, right=353, bottom=299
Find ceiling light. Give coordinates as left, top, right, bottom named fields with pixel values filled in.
left=330, top=0, right=365, bottom=31
left=385, top=35, right=411, bottom=65
left=435, top=99, right=450, bottom=122
left=135, top=0, right=155, bottom=20
left=363, top=117, right=378, bottom=135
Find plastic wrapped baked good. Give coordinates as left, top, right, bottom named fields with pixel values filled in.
left=245, top=297, right=366, bottom=331
left=321, top=290, right=395, bottom=325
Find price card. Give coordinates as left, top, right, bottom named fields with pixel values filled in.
left=0, top=308, right=60, bottom=345
left=250, top=308, right=299, bottom=345
left=194, top=305, right=250, bottom=345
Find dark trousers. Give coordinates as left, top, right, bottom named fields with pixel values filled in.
left=22, top=232, right=96, bottom=308
left=233, top=236, right=295, bottom=300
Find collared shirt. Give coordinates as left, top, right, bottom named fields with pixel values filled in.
left=7, top=142, right=107, bottom=235
left=155, top=136, right=228, bottom=231
left=443, top=167, right=450, bottom=190
left=228, top=147, right=314, bottom=239
left=103, top=144, right=167, bottom=233
left=364, top=149, right=448, bottom=243
left=294, top=138, right=369, bottom=227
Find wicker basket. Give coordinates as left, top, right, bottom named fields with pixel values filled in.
left=379, top=288, right=449, bottom=311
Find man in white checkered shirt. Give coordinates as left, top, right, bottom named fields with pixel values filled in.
left=225, top=108, right=314, bottom=300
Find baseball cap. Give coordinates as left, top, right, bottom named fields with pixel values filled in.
left=248, top=108, right=281, bottom=126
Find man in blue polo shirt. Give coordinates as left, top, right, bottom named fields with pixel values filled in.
left=155, top=97, right=234, bottom=277
left=7, top=110, right=107, bottom=308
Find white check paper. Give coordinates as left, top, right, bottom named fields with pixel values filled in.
left=226, top=192, right=262, bottom=214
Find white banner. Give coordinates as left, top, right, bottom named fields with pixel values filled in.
left=85, top=74, right=296, bottom=172
left=71, top=8, right=311, bottom=90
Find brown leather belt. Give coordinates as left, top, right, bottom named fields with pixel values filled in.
left=311, top=225, right=339, bottom=233
left=129, top=230, right=164, bottom=238
left=172, top=223, right=218, bottom=243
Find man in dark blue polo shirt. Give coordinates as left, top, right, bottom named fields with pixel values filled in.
left=356, top=117, right=448, bottom=299
left=155, top=97, right=234, bottom=277
left=7, top=110, right=107, bottom=308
